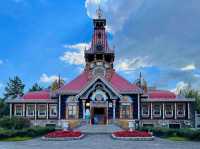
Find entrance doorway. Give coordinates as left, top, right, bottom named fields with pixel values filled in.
left=91, top=107, right=107, bottom=125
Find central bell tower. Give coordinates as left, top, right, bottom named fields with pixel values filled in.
left=85, top=7, right=115, bottom=77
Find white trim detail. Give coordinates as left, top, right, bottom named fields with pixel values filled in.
left=14, top=104, right=23, bottom=117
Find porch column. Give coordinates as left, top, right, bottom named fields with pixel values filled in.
left=46, top=104, right=49, bottom=120
left=175, top=103, right=177, bottom=120
left=188, top=102, right=190, bottom=119
left=162, top=103, right=165, bottom=119
left=23, top=104, right=25, bottom=117
left=137, top=94, right=140, bottom=120
left=82, top=100, right=86, bottom=120
left=9, top=104, right=12, bottom=119
left=112, top=100, right=116, bottom=120
left=150, top=102, right=153, bottom=119
left=58, top=95, right=61, bottom=120
left=34, top=104, right=37, bottom=120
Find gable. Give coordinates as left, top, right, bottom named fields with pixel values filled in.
left=76, top=77, right=122, bottom=99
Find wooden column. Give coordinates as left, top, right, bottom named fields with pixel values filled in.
left=9, top=104, right=12, bottom=119
left=34, top=104, right=37, bottom=120
left=46, top=104, right=49, bottom=120
left=175, top=103, right=177, bottom=120
left=137, top=94, right=140, bottom=120
left=150, top=103, right=153, bottom=119
left=188, top=102, right=190, bottom=119
left=113, top=100, right=116, bottom=120
left=162, top=103, right=165, bottom=119
left=82, top=100, right=86, bottom=120
left=58, top=95, right=61, bottom=120
left=23, top=104, right=25, bottom=117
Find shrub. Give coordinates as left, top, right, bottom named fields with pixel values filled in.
left=0, top=126, right=55, bottom=140
left=0, top=117, right=31, bottom=130
left=138, top=127, right=200, bottom=141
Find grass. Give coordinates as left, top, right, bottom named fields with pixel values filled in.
left=166, top=136, right=189, bottom=141
left=0, top=136, right=32, bottom=142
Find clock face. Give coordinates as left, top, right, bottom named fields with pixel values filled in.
left=92, top=66, right=106, bottom=77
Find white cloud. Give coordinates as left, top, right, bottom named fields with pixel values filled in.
left=60, top=43, right=90, bottom=65
left=171, top=81, right=189, bottom=94
left=85, top=0, right=144, bottom=34
left=115, top=57, right=151, bottom=73
left=181, top=64, right=196, bottom=71
left=39, top=73, right=59, bottom=84
left=0, top=60, right=3, bottom=65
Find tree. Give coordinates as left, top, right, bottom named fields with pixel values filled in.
left=180, top=87, right=200, bottom=113
left=0, top=99, right=9, bottom=117
left=29, top=83, right=43, bottom=92
left=51, top=78, right=65, bottom=91
left=4, top=76, right=25, bottom=100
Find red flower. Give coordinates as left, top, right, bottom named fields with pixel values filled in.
left=45, top=130, right=82, bottom=138
left=113, top=130, right=152, bottom=137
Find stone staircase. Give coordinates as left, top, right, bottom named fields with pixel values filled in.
left=76, top=124, right=122, bottom=134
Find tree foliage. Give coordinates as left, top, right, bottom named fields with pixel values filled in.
left=29, top=83, right=43, bottom=92
left=180, top=87, right=200, bottom=113
left=0, top=100, right=9, bottom=117
left=51, top=78, right=65, bottom=91
left=4, top=76, right=25, bottom=100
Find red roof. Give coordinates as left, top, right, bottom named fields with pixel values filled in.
left=59, top=71, right=89, bottom=92
left=148, top=90, right=176, bottom=99
left=22, top=90, right=50, bottom=100
left=59, top=71, right=141, bottom=93
left=110, top=73, right=140, bottom=92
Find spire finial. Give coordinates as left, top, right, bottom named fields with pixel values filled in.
left=96, top=4, right=103, bottom=19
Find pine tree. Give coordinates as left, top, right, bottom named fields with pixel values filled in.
left=29, top=83, right=43, bottom=92
left=4, top=76, right=25, bottom=99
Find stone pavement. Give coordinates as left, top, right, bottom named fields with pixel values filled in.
left=76, top=124, right=122, bottom=134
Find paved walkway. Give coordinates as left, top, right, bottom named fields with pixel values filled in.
left=76, top=124, right=122, bottom=134
left=0, top=135, right=200, bottom=149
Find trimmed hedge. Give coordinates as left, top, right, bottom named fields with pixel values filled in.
left=0, top=126, right=55, bottom=140
left=138, top=127, right=200, bottom=141
left=0, top=117, right=31, bottom=130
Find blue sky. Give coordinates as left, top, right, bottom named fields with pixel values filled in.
left=0, top=0, right=200, bottom=97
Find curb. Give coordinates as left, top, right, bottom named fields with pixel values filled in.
left=111, top=134, right=154, bottom=141
left=41, top=134, right=85, bottom=141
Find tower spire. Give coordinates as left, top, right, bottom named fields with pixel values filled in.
left=96, top=5, right=103, bottom=19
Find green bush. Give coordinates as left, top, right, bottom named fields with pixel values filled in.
left=0, top=117, right=31, bottom=130
left=138, top=127, right=200, bottom=141
left=0, top=126, right=55, bottom=140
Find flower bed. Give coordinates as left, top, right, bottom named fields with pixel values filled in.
left=43, top=130, right=84, bottom=141
left=112, top=130, right=154, bottom=141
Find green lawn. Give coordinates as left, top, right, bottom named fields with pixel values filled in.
left=0, top=136, right=32, bottom=141
left=166, top=136, right=189, bottom=141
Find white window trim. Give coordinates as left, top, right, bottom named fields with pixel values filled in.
left=68, top=105, right=77, bottom=119
left=142, top=104, right=150, bottom=117
left=14, top=104, right=23, bottom=116
left=37, top=104, right=47, bottom=117
left=176, top=103, right=185, bottom=118
left=26, top=104, right=35, bottom=117
left=153, top=104, right=162, bottom=118
left=165, top=104, right=173, bottom=118
left=49, top=104, right=57, bottom=117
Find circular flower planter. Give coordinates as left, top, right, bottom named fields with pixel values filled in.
left=42, top=130, right=84, bottom=141
left=112, top=130, right=154, bottom=141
